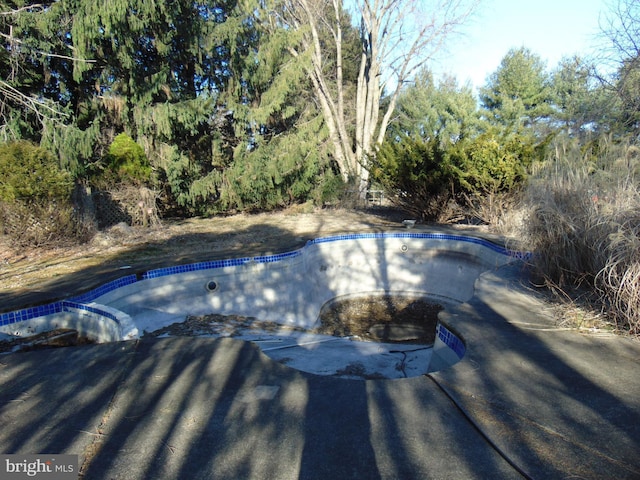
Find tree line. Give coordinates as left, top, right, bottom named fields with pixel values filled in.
left=0, top=0, right=638, bottom=228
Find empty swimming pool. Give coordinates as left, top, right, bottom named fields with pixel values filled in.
left=0, top=232, right=525, bottom=379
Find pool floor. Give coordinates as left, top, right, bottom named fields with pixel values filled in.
left=143, top=317, right=433, bottom=380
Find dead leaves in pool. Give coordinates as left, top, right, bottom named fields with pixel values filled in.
left=317, top=295, right=442, bottom=345
left=144, top=295, right=442, bottom=345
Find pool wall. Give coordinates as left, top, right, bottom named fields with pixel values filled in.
left=1, top=232, right=526, bottom=349
left=429, top=323, right=467, bottom=373
left=0, top=300, right=134, bottom=343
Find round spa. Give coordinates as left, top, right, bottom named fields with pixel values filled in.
left=0, top=232, right=523, bottom=379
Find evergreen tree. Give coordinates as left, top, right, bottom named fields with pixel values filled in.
left=70, top=0, right=231, bottom=124
left=63, top=0, right=337, bottom=214
left=480, top=47, right=554, bottom=131
left=389, top=69, right=479, bottom=146
left=63, top=0, right=238, bottom=212
left=193, top=0, right=336, bottom=213
left=550, top=56, right=619, bottom=137
left=377, top=63, right=541, bottom=218
left=0, top=1, right=77, bottom=140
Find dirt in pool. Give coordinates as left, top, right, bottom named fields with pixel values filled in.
left=315, top=295, right=443, bottom=344
left=141, top=295, right=443, bottom=346
left=0, top=328, right=95, bottom=353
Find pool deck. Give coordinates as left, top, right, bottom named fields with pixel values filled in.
left=1, top=235, right=640, bottom=478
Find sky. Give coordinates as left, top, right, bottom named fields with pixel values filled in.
left=432, top=0, right=610, bottom=92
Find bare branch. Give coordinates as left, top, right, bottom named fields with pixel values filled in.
left=281, top=0, right=479, bottom=188
left=0, top=4, right=46, bottom=16
left=0, top=31, right=96, bottom=63
left=0, top=80, right=67, bottom=119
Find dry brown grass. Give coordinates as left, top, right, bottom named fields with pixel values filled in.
left=509, top=137, right=640, bottom=335
left=595, top=209, right=640, bottom=333
left=0, top=207, right=406, bottom=295
left=0, top=199, right=94, bottom=248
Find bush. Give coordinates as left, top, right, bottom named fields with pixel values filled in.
left=0, top=140, right=72, bottom=202
left=518, top=136, right=640, bottom=334
left=447, top=130, right=534, bottom=194
left=374, top=135, right=455, bottom=220
left=100, top=133, right=152, bottom=187
left=0, top=141, right=92, bottom=247
left=374, top=130, right=539, bottom=221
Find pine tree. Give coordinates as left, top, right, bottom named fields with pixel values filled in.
left=0, top=1, right=77, bottom=140
left=186, top=1, right=336, bottom=213
left=479, top=47, right=554, bottom=131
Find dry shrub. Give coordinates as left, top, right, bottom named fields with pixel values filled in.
left=515, top=137, right=640, bottom=334
left=524, top=170, right=600, bottom=286
left=0, top=199, right=94, bottom=248
left=460, top=191, right=523, bottom=234
left=94, top=186, right=161, bottom=228
left=595, top=206, right=640, bottom=334
left=110, top=186, right=161, bottom=227
left=0, top=140, right=94, bottom=247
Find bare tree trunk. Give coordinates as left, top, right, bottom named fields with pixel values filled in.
left=293, top=0, right=357, bottom=181
left=332, top=0, right=345, bottom=131
left=284, top=0, right=479, bottom=192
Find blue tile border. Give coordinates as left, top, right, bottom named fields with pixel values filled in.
left=142, top=256, right=254, bottom=279
left=0, top=302, right=64, bottom=326
left=310, top=232, right=530, bottom=259
left=438, top=323, right=466, bottom=359
left=0, top=301, right=121, bottom=328
left=62, top=301, right=121, bottom=324
left=0, top=232, right=530, bottom=330
left=68, top=275, right=138, bottom=304
left=141, top=249, right=305, bottom=280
